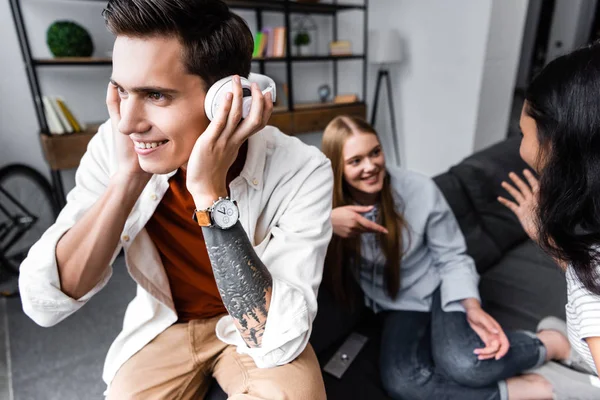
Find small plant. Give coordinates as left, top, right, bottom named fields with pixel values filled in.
left=46, top=21, right=94, bottom=58
left=294, top=31, right=311, bottom=47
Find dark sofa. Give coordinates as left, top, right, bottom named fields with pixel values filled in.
left=207, top=136, right=567, bottom=399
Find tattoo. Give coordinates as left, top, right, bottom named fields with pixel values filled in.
left=203, top=221, right=273, bottom=347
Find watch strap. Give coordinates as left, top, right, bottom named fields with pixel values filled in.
left=192, top=209, right=212, bottom=227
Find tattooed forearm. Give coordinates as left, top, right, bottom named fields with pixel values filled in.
left=202, top=221, right=273, bottom=347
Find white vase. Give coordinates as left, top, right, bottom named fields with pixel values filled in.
left=296, top=46, right=310, bottom=56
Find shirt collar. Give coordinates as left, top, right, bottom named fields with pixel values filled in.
left=159, top=129, right=267, bottom=191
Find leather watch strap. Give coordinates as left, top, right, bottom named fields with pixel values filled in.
left=192, top=209, right=212, bottom=227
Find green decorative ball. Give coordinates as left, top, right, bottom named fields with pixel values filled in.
left=46, top=21, right=94, bottom=57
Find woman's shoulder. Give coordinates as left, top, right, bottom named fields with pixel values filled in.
left=387, top=166, right=438, bottom=197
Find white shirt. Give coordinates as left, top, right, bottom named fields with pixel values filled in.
left=18, top=121, right=333, bottom=388
left=566, top=265, right=600, bottom=374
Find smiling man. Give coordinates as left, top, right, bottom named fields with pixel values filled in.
left=18, top=1, right=332, bottom=398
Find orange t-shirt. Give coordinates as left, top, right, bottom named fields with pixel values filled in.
left=145, top=169, right=226, bottom=322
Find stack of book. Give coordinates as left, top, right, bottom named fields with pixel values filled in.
left=253, top=27, right=286, bottom=58
left=329, top=40, right=352, bottom=56
left=42, top=96, right=87, bottom=135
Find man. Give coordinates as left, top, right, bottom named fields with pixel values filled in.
left=19, top=1, right=332, bottom=398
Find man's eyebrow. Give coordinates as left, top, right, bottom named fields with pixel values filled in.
left=110, top=79, right=179, bottom=95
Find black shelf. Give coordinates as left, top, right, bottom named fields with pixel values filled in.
left=291, top=54, right=364, bottom=61
left=32, top=0, right=365, bottom=11
left=33, top=54, right=364, bottom=66
left=225, top=0, right=365, bottom=14
left=253, top=54, right=364, bottom=62
left=33, top=57, right=112, bottom=66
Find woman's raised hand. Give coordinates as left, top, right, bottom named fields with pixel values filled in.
left=331, top=205, right=389, bottom=238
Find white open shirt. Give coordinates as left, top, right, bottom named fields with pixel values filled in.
left=18, top=121, right=333, bottom=389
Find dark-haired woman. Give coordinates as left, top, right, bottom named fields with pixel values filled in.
left=320, top=115, right=585, bottom=399
left=500, top=42, right=600, bottom=379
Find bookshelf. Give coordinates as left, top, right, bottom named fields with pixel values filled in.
left=33, top=57, right=113, bottom=66
left=9, top=0, right=368, bottom=207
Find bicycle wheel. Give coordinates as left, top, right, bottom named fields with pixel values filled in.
left=0, top=164, right=57, bottom=274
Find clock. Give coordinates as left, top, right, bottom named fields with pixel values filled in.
left=318, top=84, right=331, bottom=103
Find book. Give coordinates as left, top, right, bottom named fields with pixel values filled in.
left=56, top=96, right=86, bottom=131
left=329, top=40, right=352, bottom=56
left=258, top=33, right=268, bottom=57
left=334, top=94, right=359, bottom=104
left=273, top=27, right=286, bottom=57
left=262, top=27, right=274, bottom=57
left=252, top=32, right=264, bottom=58
left=50, top=97, right=74, bottom=133
left=56, top=97, right=82, bottom=132
left=42, top=96, right=65, bottom=135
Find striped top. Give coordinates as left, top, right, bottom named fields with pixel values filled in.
left=565, top=265, right=600, bottom=374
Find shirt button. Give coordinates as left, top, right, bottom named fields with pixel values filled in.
left=150, top=193, right=158, bottom=201
left=122, top=235, right=130, bottom=242
left=252, top=178, right=259, bottom=185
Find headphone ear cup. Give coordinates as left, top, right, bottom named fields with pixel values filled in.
left=242, top=97, right=253, bottom=119
left=204, top=76, right=254, bottom=121
left=204, top=76, right=234, bottom=121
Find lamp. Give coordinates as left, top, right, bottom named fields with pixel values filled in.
left=369, top=29, right=404, bottom=165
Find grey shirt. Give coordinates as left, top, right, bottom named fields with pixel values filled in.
left=355, top=167, right=480, bottom=313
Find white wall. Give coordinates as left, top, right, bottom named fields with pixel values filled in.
left=474, top=0, right=529, bottom=151
left=368, top=0, right=493, bottom=176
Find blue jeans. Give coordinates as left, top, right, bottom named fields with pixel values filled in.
left=380, top=289, right=546, bottom=400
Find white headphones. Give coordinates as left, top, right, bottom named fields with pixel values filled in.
left=204, top=73, right=277, bottom=121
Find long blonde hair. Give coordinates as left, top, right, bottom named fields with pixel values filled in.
left=321, top=116, right=407, bottom=305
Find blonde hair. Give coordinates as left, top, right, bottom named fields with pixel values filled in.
left=321, top=116, right=407, bottom=305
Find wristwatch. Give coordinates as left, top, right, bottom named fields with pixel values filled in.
left=192, top=197, right=239, bottom=229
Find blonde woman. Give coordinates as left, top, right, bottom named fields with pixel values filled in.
left=321, top=116, right=578, bottom=400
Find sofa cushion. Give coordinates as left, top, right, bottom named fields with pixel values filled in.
left=479, top=240, right=567, bottom=332
left=435, top=137, right=532, bottom=274
left=434, top=171, right=503, bottom=273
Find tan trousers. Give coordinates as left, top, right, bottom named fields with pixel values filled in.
left=107, top=315, right=326, bottom=400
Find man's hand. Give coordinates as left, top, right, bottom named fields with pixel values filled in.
left=186, top=76, right=273, bottom=208
left=331, top=205, right=389, bottom=238
left=463, top=298, right=510, bottom=361
left=106, top=82, right=152, bottom=185
left=498, top=170, right=540, bottom=242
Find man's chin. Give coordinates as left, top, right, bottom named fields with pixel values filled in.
left=139, top=162, right=178, bottom=175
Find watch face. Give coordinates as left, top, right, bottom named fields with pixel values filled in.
left=212, top=199, right=239, bottom=229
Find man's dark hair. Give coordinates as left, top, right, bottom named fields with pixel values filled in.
left=103, top=0, right=253, bottom=90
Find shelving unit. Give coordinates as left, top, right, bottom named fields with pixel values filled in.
left=9, top=0, right=368, bottom=207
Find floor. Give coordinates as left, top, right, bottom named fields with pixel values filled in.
left=0, top=256, right=135, bottom=400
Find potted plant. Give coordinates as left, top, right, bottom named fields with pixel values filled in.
left=294, top=31, right=311, bottom=56
left=46, top=21, right=94, bottom=58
